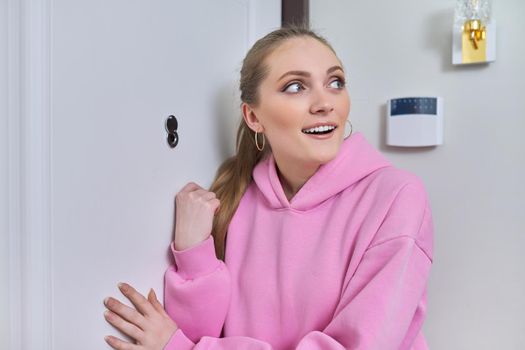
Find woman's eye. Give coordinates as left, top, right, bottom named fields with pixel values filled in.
left=330, top=78, right=346, bottom=89
left=283, top=78, right=345, bottom=93
left=283, top=82, right=304, bottom=93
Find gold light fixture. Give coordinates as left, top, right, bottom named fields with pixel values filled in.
left=464, top=19, right=486, bottom=50
left=452, top=0, right=495, bottom=65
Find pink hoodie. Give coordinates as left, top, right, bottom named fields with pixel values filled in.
left=163, top=131, right=434, bottom=350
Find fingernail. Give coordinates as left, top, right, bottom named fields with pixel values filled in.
left=104, top=336, right=111, bottom=343
left=103, top=297, right=109, bottom=305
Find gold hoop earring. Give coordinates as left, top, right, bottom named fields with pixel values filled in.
left=344, top=119, right=353, bottom=139
left=255, top=130, right=265, bottom=151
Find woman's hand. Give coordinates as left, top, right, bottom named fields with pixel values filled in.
left=174, top=182, right=220, bottom=251
left=103, top=282, right=178, bottom=350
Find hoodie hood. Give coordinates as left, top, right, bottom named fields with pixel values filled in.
left=252, top=131, right=393, bottom=211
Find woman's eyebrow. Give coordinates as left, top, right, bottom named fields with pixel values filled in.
left=277, top=65, right=344, bottom=82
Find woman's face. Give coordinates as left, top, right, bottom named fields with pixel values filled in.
left=243, top=36, right=351, bottom=168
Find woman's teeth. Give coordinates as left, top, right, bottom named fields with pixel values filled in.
left=302, top=125, right=336, bottom=134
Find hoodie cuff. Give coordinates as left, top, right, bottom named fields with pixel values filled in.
left=163, top=328, right=195, bottom=350
left=170, top=235, right=221, bottom=280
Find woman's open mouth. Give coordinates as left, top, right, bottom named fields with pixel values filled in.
left=301, top=125, right=337, bottom=139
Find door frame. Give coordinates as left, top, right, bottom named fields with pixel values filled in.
left=6, top=0, right=53, bottom=348
left=282, top=0, right=309, bottom=27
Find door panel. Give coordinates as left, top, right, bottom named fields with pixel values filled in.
left=49, top=1, right=279, bottom=348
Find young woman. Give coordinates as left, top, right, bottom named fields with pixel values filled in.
left=103, top=25, right=434, bottom=350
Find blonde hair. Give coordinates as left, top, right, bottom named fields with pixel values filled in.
left=209, top=24, right=339, bottom=260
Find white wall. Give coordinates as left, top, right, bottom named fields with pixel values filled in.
left=311, top=1, right=525, bottom=349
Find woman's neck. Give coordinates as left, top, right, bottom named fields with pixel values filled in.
left=274, top=154, right=320, bottom=202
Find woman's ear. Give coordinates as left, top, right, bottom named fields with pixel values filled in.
left=241, top=102, right=264, bottom=133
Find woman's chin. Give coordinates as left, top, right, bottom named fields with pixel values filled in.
left=308, top=137, right=342, bottom=157
left=306, top=146, right=340, bottom=165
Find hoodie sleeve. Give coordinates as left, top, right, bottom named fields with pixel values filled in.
left=163, top=235, right=231, bottom=343
left=163, top=183, right=434, bottom=350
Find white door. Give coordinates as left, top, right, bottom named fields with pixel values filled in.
left=3, top=1, right=280, bottom=349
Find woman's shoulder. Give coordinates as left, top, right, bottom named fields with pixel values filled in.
left=363, top=165, right=429, bottom=199
left=363, top=165, right=432, bottom=250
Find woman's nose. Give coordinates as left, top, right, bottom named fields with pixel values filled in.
left=309, top=87, right=334, bottom=115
